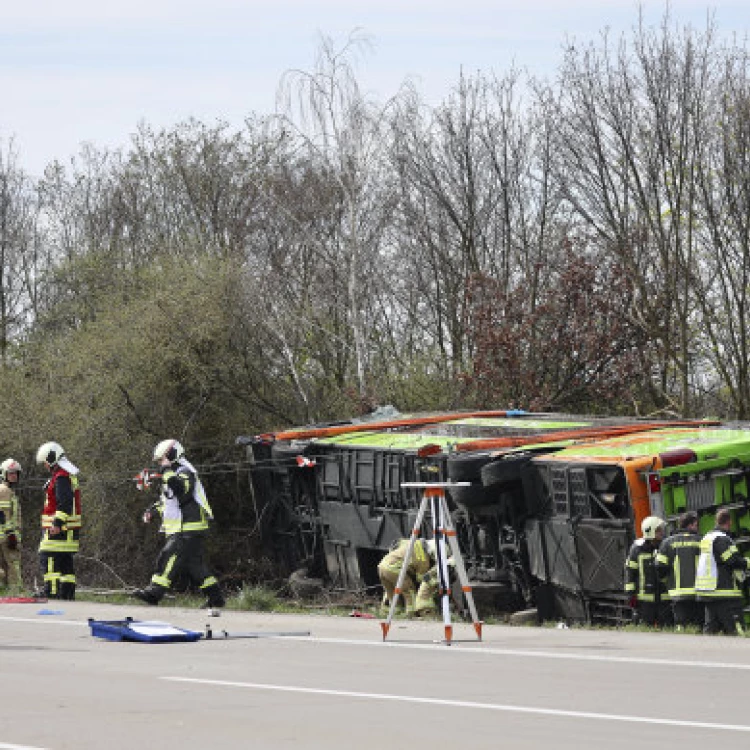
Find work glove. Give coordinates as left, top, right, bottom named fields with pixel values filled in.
left=5, top=533, right=17, bottom=551
left=142, top=510, right=153, bottom=524
left=422, top=573, right=432, bottom=584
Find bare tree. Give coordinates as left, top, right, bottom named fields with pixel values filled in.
left=276, top=32, right=400, bottom=402
left=389, top=69, right=571, bottom=398
left=694, top=44, right=750, bottom=417
left=0, top=141, right=41, bottom=360
left=554, top=12, right=718, bottom=414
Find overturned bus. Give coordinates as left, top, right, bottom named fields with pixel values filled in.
left=239, top=411, right=750, bottom=624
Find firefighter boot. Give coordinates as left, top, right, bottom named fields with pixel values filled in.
left=132, top=584, right=165, bottom=605
left=201, top=583, right=225, bottom=609
left=60, top=581, right=76, bottom=601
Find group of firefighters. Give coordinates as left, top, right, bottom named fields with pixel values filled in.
left=0, top=439, right=224, bottom=610
left=0, top=442, right=81, bottom=599
left=379, top=506, right=750, bottom=633
left=3, top=436, right=748, bottom=632
left=626, top=507, right=750, bottom=635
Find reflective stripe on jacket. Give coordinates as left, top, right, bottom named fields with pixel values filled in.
left=656, top=531, right=700, bottom=599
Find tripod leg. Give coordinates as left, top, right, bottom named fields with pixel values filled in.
left=441, top=495, right=482, bottom=640
left=431, top=490, right=454, bottom=643
left=381, top=494, right=429, bottom=640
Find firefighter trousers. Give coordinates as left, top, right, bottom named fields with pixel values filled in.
left=635, top=600, right=673, bottom=627
left=39, top=550, right=76, bottom=600
left=142, top=532, right=223, bottom=605
left=703, top=598, right=745, bottom=636
left=0, top=535, right=22, bottom=591
left=671, top=599, right=704, bottom=630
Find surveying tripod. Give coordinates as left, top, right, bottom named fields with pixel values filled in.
left=380, top=480, right=483, bottom=644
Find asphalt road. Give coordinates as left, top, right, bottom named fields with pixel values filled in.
left=1, top=600, right=750, bottom=749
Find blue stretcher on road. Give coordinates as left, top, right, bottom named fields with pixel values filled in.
left=88, top=617, right=203, bottom=643
left=89, top=617, right=312, bottom=642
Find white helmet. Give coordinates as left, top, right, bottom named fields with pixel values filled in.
left=36, top=442, right=65, bottom=467
left=153, top=439, right=185, bottom=464
left=0, top=458, right=21, bottom=482
left=641, top=515, right=665, bottom=540
left=424, top=539, right=437, bottom=558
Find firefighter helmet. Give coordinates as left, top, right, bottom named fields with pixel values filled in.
left=153, top=439, right=185, bottom=464
left=36, top=442, right=65, bottom=467
left=0, top=458, right=21, bottom=482
left=641, top=515, right=665, bottom=540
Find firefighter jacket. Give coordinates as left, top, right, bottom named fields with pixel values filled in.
left=0, top=482, right=21, bottom=540
left=655, top=530, right=700, bottom=600
left=39, top=467, right=81, bottom=553
left=625, top=538, right=670, bottom=602
left=378, top=539, right=434, bottom=581
left=158, top=461, right=213, bottom=536
left=695, top=527, right=750, bottom=599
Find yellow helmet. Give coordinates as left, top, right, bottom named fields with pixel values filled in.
left=641, top=515, right=665, bottom=540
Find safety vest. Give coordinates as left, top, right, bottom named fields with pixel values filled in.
left=40, top=468, right=81, bottom=553
left=695, top=529, right=747, bottom=599
left=159, top=465, right=212, bottom=535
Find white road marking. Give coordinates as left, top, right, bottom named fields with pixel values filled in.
left=282, top=635, right=750, bottom=671
left=162, top=676, right=750, bottom=733
left=3, top=613, right=750, bottom=672
left=0, top=615, right=83, bottom=627
left=0, top=742, right=49, bottom=749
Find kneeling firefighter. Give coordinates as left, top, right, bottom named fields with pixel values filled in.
left=378, top=538, right=454, bottom=615
left=133, top=439, right=224, bottom=608
left=378, top=538, right=434, bottom=613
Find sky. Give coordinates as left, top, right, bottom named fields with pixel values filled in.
left=1, top=1, right=748, bottom=176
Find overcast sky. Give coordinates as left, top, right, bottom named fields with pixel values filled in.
left=1, top=1, right=747, bottom=176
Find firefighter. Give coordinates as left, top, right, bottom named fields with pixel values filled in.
left=132, top=439, right=225, bottom=608
left=695, top=507, right=750, bottom=635
left=656, top=510, right=705, bottom=630
left=0, top=458, right=23, bottom=592
left=625, top=515, right=672, bottom=627
left=378, top=538, right=437, bottom=613
left=656, top=510, right=702, bottom=630
left=36, top=442, right=81, bottom=600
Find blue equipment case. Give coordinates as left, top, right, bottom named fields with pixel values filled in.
left=88, top=617, right=203, bottom=643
